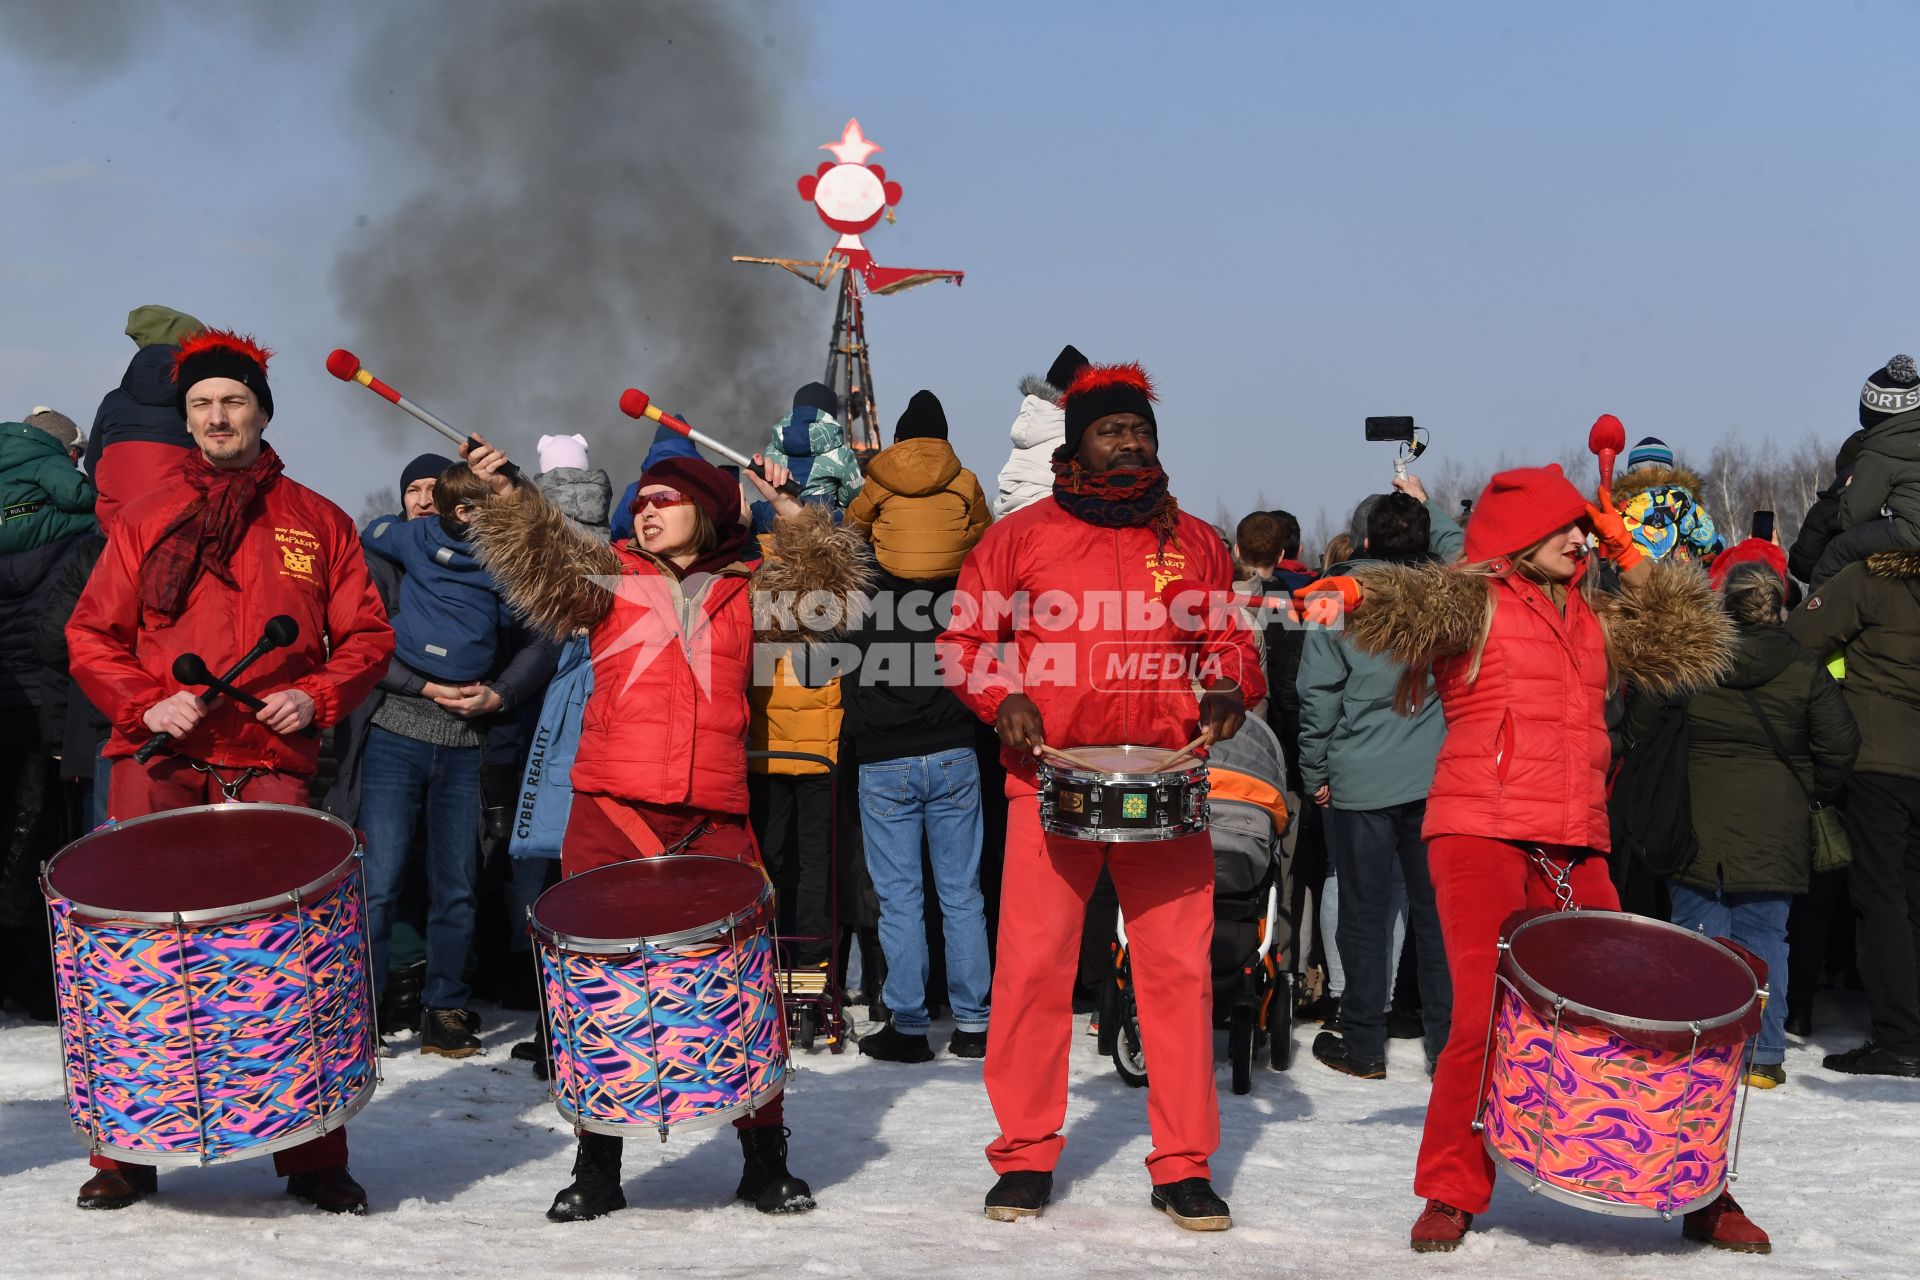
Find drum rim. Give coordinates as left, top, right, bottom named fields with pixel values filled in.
left=555, top=1071, right=787, bottom=1138
left=1037, top=816, right=1210, bottom=843
left=41, top=803, right=362, bottom=926
left=1037, top=756, right=1210, bottom=786
left=76, top=1071, right=377, bottom=1167
left=1481, top=1132, right=1726, bottom=1219
left=1502, top=908, right=1759, bottom=1033
left=529, top=855, right=776, bottom=953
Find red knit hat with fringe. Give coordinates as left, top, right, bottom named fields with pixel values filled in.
left=1057, top=361, right=1157, bottom=460
left=172, top=328, right=274, bottom=418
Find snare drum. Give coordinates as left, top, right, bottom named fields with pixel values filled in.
left=42, top=804, right=378, bottom=1165
left=532, top=855, right=789, bottom=1140
left=1476, top=910, right=1764, bottom=1217
left=1037, top=745, right=1209, bottom=842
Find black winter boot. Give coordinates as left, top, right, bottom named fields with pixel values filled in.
left=547, top=1132, right=626, bottom=1222
left=735, top=1126, right=815, bottom=1214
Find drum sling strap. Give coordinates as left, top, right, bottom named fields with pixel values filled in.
left=1523, top=845, right=1580, bottom=911
left=187, top=760, right=265, bottom=802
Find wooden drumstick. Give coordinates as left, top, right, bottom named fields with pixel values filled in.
left=1156, top=733, right=1211, bottom=773
left=1037, top=743, right=1106, bottom=770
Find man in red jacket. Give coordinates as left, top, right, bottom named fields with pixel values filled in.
left=65, top=329, right=393, bottom=1215
left=939, top=362, right=1263, bottom=1232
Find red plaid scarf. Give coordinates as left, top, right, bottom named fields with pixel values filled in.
left=138, top=444, right=285, bottom=618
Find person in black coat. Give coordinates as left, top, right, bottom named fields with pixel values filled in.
left=1628, top=562, right=1858, bottom=1087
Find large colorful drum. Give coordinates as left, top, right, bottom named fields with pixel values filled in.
left=1037, top=746, right=1209, bottom=843
left=42, top=804, right=378, bottom=1165
left=532, top=855, right=788, bottom=1140
left=1476, top=910, right=1765, bottom=1217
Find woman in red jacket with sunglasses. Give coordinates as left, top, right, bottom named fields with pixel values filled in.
left=1307, top=461, right=1765, bottom=1255
left=464, top=437, right=867, bottom=1224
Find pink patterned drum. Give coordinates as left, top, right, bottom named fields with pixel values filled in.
left=533, top=856, right=788, bottom=1141
left=1477, top=910, right=1765, bottom=1217
left=42, top=804, right=378, bottom=1165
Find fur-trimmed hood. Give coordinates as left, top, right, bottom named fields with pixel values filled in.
left=1866, top=547, right=1920, bottom=580
left=1612, top=462, right=1705, bottom=505
left=750, top=504, right=874, bottom=646
left=1019, top=373, right=1064, bottom=402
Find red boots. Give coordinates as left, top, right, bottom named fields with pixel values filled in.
left=1683, top=1191, right=1772, bottom=1254
left=1410, top=1199, right=1473, bottom=1252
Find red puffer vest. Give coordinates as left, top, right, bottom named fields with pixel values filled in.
left=569, top=545, right=755, bottom=814
left=1422, top=568, right=1613, bottom=850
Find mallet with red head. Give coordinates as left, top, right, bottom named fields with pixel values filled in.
left=1589, top=413, right=1627, bottom=497
left=325, top=349, right=520, bottom=480
left=618, top=389, right=801, bottom=495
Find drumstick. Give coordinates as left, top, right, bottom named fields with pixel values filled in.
left=1156, top=733, right=1211, bottom=772
left=1036, top=744, right=1107, bottom=770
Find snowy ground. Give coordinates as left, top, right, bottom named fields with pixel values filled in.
left=0, top=994, right=1912, bottom=1280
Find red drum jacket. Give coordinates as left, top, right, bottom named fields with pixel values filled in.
left=938, top=496, right=1265, bottom=787
left=67, top=470, right=393, bottom=776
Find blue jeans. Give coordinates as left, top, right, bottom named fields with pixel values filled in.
left=1668, top=883, right=1791, bottom=1066
left=1327, top=800, right=1451, bottom=1064
left=360, top=726, right=483, bottom=1011
left=858, top=748, right=991, bottom=1034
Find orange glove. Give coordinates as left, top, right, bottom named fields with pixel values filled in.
left=1293, top=575, right=1363, bottom=624
left=1586, top=495, right=1644, bottom=572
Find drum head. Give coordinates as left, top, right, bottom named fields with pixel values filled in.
left=1061, top=745, right=1181, bottom=776
left=44, top=804, right=358, bottom=919
left=1506, top=911, right=1758, bottom=1029
left=533, top=855, right=768, bottom=948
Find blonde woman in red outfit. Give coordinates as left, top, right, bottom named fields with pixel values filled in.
left=1307, top=462, right=1767, bottom=1254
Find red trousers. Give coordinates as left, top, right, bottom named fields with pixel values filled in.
left=560, top=792, right=782, bottom=1131
left=1414, top=835, right=1620, bottom=1213
left=93, top=756, right=347, bottom=1177
left=985, top=791, right=1217, bottom=1184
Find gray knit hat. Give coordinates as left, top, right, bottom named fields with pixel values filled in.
left=24, top=406, right=80, bottom=449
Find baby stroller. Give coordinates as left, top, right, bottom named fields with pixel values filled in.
left=1098, top=717, right=1298, bottom=1094
left=748, top=749, right=849, bottom=1054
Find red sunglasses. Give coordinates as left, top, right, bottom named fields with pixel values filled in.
left=633, top=486, right=692, bottom=512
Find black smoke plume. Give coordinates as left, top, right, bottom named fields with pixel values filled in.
left=3, top=0, right=821, bottom=485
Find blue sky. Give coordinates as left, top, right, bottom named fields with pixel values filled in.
left=4, top=1, right=1915, bottom=538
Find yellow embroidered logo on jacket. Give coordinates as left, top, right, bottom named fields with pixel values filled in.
left=1146, top=550, right=1187, bottom=595
left=275, top=527, right=320, bottom=584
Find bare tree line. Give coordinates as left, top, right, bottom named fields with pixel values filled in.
left=1282, top=430, right=1845, bottom=574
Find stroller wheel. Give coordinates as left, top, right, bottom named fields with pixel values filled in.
left=1111, top=991, right=1148, bottom=1089
left=1228, top=1005, right=1256, bottom=1095
left=1269, top=972, right=1297, bottom=1072
left=795, top=1007, right=819, bottom=1052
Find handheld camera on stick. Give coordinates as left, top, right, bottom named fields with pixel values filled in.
left=1365, top=416, right=1429, bottom=482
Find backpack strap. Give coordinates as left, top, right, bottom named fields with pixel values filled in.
left=1741, top=689, right=1813, bottom=802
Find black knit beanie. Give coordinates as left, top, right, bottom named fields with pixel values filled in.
left=1860, top=354, right=1920, bottom=429
left=894, top=389, right=949, bottom=442
left=401, top=453, right=454, bottom=492
left=1045, top=344, right=1089, bottom=394
left=173, top=329, right=274, bottom=418
left=793, top=381, right=838, bottom=417
left=1057, top=362, right=1157, bottom=461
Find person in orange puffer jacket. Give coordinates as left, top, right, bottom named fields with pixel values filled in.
left=464, top=439, right=869, bottom=1224
left=845, top=389, right=991, bottom=580
left=1308, top=460, right=1764, bottom=1255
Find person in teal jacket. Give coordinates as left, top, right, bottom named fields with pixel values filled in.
left=0, top=419, right=96, bottom=555
left=1296, top=478, right=1460, bottom=1080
